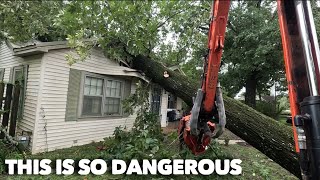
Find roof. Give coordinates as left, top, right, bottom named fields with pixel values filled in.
left=4, top=40, right=148, bottom=81
left=6, top=40, right=68, bottom=57
left=9, top=40, right=40, bottom=49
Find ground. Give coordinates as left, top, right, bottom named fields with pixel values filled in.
left=165, top=121, right=297, bottom=180
left=0, top=122, right=297, bottom=180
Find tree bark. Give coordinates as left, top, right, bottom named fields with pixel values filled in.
left=245, top=73, right=257, bottom=108
left=132, top=54, right=300, bottom=178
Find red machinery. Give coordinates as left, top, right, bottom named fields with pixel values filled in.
left=178, top=0, right=320, bottom=179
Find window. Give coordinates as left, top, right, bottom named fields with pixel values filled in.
left=13, top=68, right=24, bottom=83
left=82, top=76, right=103, bottom=116
left=0, top=68, right=4, bottom=81
left=105, top=80, right=122, bottom=115
left=151, top=86, right=162, bottom=115
left=10, top=66, right=28, bottom=119
left=80, top=74, right=123, bottom=117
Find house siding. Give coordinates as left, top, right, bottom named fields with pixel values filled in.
left=0, top=43, right=42, bottom=149
left=33, top=48, right=137, bottom=153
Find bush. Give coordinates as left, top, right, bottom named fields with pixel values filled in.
left=104, top=81, right=166, bottom=160
left=0, top=140, right=23, bottom=174
left=255, top=100, right=286, bottom=120
left=103, top=112, right=165, bottom=160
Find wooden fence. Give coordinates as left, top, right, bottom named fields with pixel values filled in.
left=0, top=82, right=21, bottom=139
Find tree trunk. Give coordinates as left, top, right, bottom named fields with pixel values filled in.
left=245, top=74, right=257, bottom=108
left=132, top=54, right=300, bottom=178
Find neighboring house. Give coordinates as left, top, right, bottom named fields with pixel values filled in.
left=0, top=41, right=144, bottom=154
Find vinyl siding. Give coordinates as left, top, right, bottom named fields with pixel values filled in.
left=0, top=43, right=42, bottom=149
left=33, top=48, right=138, bottom=153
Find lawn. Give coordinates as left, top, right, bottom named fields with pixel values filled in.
left=0, top=141, right=297, bottom=180
left=221, top=144, right=297, bottom=179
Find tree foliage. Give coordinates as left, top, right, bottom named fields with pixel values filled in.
left=0, top=1, right=65, bottom=42
left=0, top=1, right=212, bottom=75
left=220, top=1, right=284, bottom=107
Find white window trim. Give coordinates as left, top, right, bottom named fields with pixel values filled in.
left=77, top=71, right=125, bottom=119
left=10, top=66, right=24, bottom=83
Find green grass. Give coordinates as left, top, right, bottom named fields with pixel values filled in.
left=220, top=144, right=297, bottom=180
left=28, top=142, right=103, bottom=161
left=0, top=141, right=297, bottom=180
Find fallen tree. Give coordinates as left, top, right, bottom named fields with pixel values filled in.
left=131, top=54, right=300, bottom=178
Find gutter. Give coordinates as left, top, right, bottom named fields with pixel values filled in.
left=10, top=41, right=68, bottom=57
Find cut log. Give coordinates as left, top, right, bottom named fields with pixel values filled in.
left=132, top=54, right=300, bottom=178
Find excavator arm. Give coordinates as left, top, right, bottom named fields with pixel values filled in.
left=178, top=0, right=230, bottom=155
left=179, top=0, right=320, bottom=179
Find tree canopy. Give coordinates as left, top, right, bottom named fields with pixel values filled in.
left=220, top=1, right=284, bottom=107
left=0, top=1, right=210, bottom=65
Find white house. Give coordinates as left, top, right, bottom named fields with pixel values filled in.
left=0, top=40, right=184, bottom=154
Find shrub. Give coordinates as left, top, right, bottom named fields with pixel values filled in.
left=0, top=140, right=23, bottom=174
left=255, top=100, right=286, bottom=120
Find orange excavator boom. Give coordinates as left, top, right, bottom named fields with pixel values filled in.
left=179, top=0, right=320, bottom=179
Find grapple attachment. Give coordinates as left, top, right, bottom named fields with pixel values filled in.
left=178, top=84, right=226, bottom=155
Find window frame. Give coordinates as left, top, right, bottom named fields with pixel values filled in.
left=10, top=66, right=24, bottom=83
left=104, top=79, right=124, bottom=116
left=81, top=74, right=104, bottom=117
left=78, top=72, right=125, bottom=119
left=9, top=65, right=28, bottom=120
